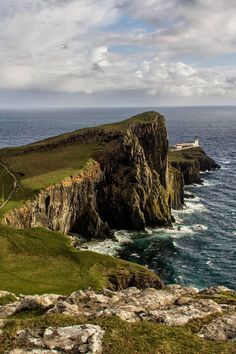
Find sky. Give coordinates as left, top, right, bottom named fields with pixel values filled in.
left=0, top=0, right=236, bottom=108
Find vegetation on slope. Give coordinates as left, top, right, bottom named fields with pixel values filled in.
left=0, top=226, right=158, bottom=295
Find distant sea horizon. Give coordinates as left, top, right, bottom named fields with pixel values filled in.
left=0, top=106, right=235, bottom=290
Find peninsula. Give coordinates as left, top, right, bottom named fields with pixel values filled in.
left=1, top=112, right=234, bottom=354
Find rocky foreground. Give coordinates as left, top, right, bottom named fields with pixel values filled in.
left=1, top=285, right=235, bottom=353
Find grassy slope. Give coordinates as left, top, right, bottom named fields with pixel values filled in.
left=0, top=143, right=102, bottom=219
left=0, top=111, right=160, bottom=218
left=0, top=226, right=150, bottom=295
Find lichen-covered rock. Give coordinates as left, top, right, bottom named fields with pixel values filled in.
left=199, top=286, right=236, bottom=296
left=16, top=294, right=64, bottom=313
left=198, top=313, right=236, bottom=341
left=48, top=286, right=223, bottom=327
left=15, top=324, right=104, bottom=354
left=141, top=299, right=222, bottom=326
left=9, top=350, right=59, bottom=354
left=0, top=301, right=20, bottom=319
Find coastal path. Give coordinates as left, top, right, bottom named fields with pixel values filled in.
left=0, top=161, right=18, bottom=211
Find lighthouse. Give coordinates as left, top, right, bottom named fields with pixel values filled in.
left=194, top=136, right=199, bottom=147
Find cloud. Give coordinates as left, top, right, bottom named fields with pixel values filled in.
left=0, top=0, right=236, bottom=104
left=121, top=0, right=236, bottom=57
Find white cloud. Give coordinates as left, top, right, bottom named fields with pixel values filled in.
left=0, top=0, right=236, bottom=103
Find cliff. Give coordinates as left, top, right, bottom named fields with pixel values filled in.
left=169, top=147, right=220, bottom=185
left=168, top=166, right=184, bottom=209
left=2, top=112, right=172, bottom=237
left=1, top=112, right=220, bottom=237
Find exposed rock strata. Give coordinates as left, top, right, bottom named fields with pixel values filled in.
left=168, top=166, right=184, bottom=209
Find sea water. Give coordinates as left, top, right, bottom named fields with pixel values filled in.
left=0, top=106, right=235, bottom=290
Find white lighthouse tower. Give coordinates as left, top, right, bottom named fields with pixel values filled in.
left=194, top=136, right=199, bottom=147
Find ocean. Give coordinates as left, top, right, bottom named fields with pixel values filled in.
left=0, top=106, right=235, bottom=290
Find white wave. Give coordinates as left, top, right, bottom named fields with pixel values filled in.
left=193, top=224, right=208, bottom=231
left=182, top=201, right=208, bottom=214
left=206, top=260, right=220, bottom=270
left=150, top=224, right=196, bottom=239
left=193, top=180, right=218, bottom=188
left=221, top=160, right=231, bottom=165
left=81, top=230, right=132, bottom=256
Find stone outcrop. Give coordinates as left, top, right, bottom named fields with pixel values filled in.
left=198, top=313, right=236, bottom=341
left=4, top=112, right=172, bottom=237
left=1, top=285, right=235, bottom=351
left=10, top=324, right=104, bottom=354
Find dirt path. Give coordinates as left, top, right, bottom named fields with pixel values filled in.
left=0, top=161, right=17, bottom=211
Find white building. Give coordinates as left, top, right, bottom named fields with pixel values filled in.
left=175, top=137, right=199, bottom=150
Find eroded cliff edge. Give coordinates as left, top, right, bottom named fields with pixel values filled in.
left=3, top=112, right=172, bottom=237
left=2, top=111, right=220, bottom=239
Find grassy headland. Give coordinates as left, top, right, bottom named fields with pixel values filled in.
left=0, top=225, right=158, bottom=295
left=0, top=111, right=162, bottom=218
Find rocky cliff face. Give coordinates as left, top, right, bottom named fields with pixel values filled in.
left=4, top=112, right=172, bottom=237
left=4, top=161, right=112, bottom=238
left=168, top=166, right=184, bottom=209
left=169, top=147, right=220, bottom=185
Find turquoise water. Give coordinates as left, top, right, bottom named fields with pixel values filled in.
left=0, top=106, right=235, bottom=289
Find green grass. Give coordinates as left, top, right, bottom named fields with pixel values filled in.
left=0, top=226, right=154, bottom=295
left=168, top=147, right=205, bottom=164
left=1, top=314, right=235, bottom=354
left=0, top=294, right=17, bottom=306
left=0, top=143, right=105, bottom=218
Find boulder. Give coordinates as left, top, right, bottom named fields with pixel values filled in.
left=16, top=324, right=104, bottom=354
left=198, top=313, right=236, bottom=341
left=141, top=299, right=222, bottom=326
left=16, top=294, right=63, bottom=313
left=0, top=301, right=20, bottom=318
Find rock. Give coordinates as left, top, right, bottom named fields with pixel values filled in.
left=0, top=301, right=20, bottom=318
left=16, top=324, right=104, bottom=353
left=200, top=286, right=236, bottom=296
left=9, top=350, right=60, bottom=354
left=184, top=193, right=195, bottom=199
left=198, top=313, right=236, bottom=341
left=0, top=291, right=16, bottom=298
left=141, top=299, right=222, bottom=326
left=165, top=284, right=199, bottom=296
left=16, top=294, right=63, bottom=313
left=168, top=166, right=184, bottom=209
left=48, top=301, right=88, bottom=317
